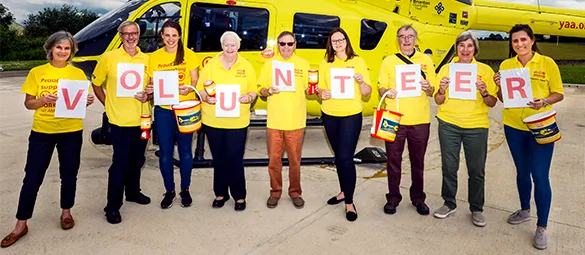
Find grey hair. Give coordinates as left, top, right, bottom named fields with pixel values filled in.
left=117, top=20, right=140, bottom=35
left=220, top=31, right=241, bottom=47
left=43, top=31, right=78, bottom=61
left=455, top=31, right=480, bottom=56
left=396, top=24, right=418, bottom=38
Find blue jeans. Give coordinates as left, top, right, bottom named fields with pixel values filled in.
left=154, top=106, right=193, bottom=191
left=504, top=125, right=554, bottom=227
left=322, top=112, right=362, bottom=204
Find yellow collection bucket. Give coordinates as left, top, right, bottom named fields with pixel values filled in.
left=522, top=110, right=561, bottom=144
left=370, top=91, right=403, bottom=142
left=171, top=100, right=202, bottom=134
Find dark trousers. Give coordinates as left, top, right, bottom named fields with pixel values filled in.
left=16, top=130, right=83, bottom=220
left=438, top=118, right=488, bottom=212
left=104, top=125, right=148, bottom=213
left=154, top=106, right=193, bottom=191
left=505, top=125, right=554, bottom=227
left=322, top=112, right=362, bottom=204
left=384, top=123, right=430, bottom=205
left=203, top=124, right=248, bottom=201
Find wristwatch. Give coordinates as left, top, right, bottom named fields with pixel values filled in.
left=542, top=98, right=549, bottom=106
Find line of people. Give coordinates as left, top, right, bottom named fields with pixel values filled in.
left=1, top=21, right=563, bottom=252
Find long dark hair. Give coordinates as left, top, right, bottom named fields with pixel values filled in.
left=161, top=20, right=185, bottom=66
left=508, top=24, right=541, bottom=58
left=325, top=28, right=357, bottom=63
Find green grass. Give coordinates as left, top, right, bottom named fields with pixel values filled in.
left=0, top=60, right=47, bottom=71
left=558, top=66, right=585, bottom=84
left=477, top=41, right=585, bottom=60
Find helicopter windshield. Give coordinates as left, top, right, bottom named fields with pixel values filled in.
left=75, top=0, right=147, bottom=57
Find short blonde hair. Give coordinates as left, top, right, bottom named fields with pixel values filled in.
left=220, top=31, right=241, bottom=47
left=44, top=31, right=78, bottom=61
left=455, top=31, right=480, bottom=56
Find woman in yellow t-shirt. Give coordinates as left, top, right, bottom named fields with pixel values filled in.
left=432, top=31, right=497, bottom=226
left=1, top=31, right=94, bottom=248
left=319, top=28, right=372, bottom=222
left=493, top=24, right=564, bottom=250
left=197, top=31, right=258, bottom=211
left=145, top=20, right=199, bottom=209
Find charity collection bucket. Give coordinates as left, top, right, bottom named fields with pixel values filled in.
left=522, top=110, right=561, bottom=144
left=370, top=91, right=403, bottom=142
left=171, top=100, right=202, bottom=134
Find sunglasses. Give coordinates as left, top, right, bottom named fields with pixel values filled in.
left=278, top=41, right=295, bottom=46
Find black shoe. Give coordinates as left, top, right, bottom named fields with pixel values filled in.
left=234, top=200, right=246, bottom=211
left=413, top=202, right=430, bottom=215
left=105, top=211, right=122, bottom=224
left=212, top=196, right=230, bottom=208
left=126, top=193, right=151, bottom=205
left=346, top=204, right=358, bottom=222
left=327, top=196, right=344, bottom=205
left=160, top=191, right=176, bottom=209
left=384, top=202, right=398, bottom=214
left=180, top=190, right=192, bottom=207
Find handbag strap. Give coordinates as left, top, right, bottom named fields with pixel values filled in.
left=394, top=53, right=427, bottom=80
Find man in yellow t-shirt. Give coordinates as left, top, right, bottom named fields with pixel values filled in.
left=91, top=21, right=151, bottom=224
left=378, top=25, right=436, bottom=216
left=257, top=31, right=309, bottom=209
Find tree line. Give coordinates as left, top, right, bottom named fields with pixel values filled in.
left=0, top=4, right=99, bottom=61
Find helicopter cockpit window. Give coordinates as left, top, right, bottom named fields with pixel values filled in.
left=360, top=19, right=387, bottom=50
left=293, top=13, right=340, bottom=49
left=188, top=3, right=269, bottom=52
left=75, top=0, right=147, bottom=57
left=134, top=2, right=182, bottom=53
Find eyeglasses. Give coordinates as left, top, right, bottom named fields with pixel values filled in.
left=278, top=42, right=295, bottom=47
left=120, top=32, right=139, bottom=37
left=398, top=35, right=415, bottom=41
left=331, top=38, right=346, bottom=44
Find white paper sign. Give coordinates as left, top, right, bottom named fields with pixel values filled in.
left=55, top=79, right=90, bottom=119
left=116, top=63, right=144, bottom=97
left=500, top=68, right=534, bottom=108
left=330, top=68, right=355, bottom=99
left=215, top=84, right=241, bottom=118
left=153, top=71, right=180, bottom=105
left=395, top=64, right=422, bottom=98
left=449, top=63, right=477, bottom=100
left=272, top=61, right=295, bottom=92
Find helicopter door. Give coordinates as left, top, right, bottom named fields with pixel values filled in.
left=132, top=1, right=183, bottom=53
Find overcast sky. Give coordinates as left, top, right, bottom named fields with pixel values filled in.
left=4, top=0, right=585, bottom=23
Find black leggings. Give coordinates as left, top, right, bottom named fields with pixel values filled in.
left=322, top=112, right=362, bottom=204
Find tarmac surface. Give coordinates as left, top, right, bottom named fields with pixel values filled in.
left=0, top=73, right=584, bottom=255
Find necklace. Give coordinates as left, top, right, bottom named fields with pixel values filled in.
left=221, top=55, right=237, bottom=70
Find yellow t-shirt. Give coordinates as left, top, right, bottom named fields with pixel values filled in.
left=258, top=54, right=309, bottom=130
left=319, top=56, right=370, bottom=117
left=378, top=51, right=436, bottom=125
left=499, top=52, right=564, bottom=131
left=196, top=53, right=257, bottom=129
left=92, top=47, right=150, bottom=127
left=148, top=47, right=200, bottom=110
left=21, top=63, right=87, bottom=134
left=435, top=58, right=498, bottom=128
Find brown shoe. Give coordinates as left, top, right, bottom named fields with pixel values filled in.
left=292, top=197, right=305, bottom=209
left=61, top=215, right=75, bottom=230
left=1, top=226, right=28, bottom=248
left=266, top=196, right=280, bottom=208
